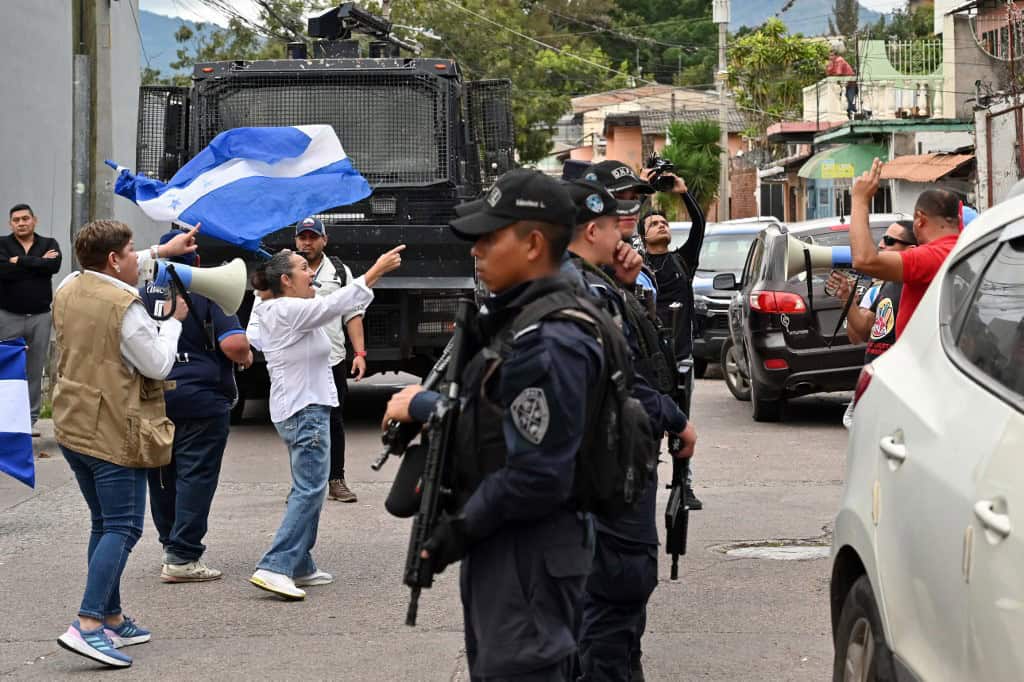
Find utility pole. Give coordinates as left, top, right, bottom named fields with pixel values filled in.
left=714, top=0, right=730, bottom=221
left=71, top=0, right=92, bottom=266
left=92, top=0, right=115, bottom=221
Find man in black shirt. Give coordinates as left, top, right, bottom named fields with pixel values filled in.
left=642, top=186, right=706, bottom=510
left=0, top=204, right=61, bottom=434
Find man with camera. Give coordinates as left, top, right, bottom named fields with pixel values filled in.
left=639, top=172, right=706, bottom=510
left=140, top=230, right=253, bottom=583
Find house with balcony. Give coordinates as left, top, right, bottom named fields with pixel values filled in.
left=546, top=85, right=755, bottom=220
left=783, top=28, right=983, bottom=219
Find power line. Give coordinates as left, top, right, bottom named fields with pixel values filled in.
left=128, top=0, right=152, bottom=68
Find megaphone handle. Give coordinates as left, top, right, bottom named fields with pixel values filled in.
left=166, top=265, right=214, bottom=351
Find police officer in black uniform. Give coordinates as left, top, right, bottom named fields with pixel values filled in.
left=383, top=169, right=605, bottom=681
left=561, top=179, right=697, bottom=681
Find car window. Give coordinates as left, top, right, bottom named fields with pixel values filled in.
left=954, top=237, right=1024, bottom=405
left=942, top=239, right=1000, bottom=335
left=698, top=234, right=757, bottom=272
left=743, top=236, right=765, bottom=285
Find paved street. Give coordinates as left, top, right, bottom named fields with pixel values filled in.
left=0, top=374, right=849, bottom=680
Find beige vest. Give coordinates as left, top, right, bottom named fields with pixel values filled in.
left=51, top=273, right=173, bottom=468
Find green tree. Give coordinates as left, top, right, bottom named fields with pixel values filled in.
left=656, top=120, right=721, bottom=219
left=868, top=2, right=936, bottom=40
left=391, top=0, right=628, bottom=162
left=164, top=0, right=627, bottom=162
left=727, top=18, right=829, bottom=143
left=828, top=0, right=860, bottom=37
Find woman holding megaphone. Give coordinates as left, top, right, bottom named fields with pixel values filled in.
left=51, top=221, right=197, bottom=668
left=246, top=244, right=404, bottom=600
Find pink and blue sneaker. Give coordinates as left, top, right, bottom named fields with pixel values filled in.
left=57, top=620, right=132, bottom=668
left=105, top=616, right=152, bottom=648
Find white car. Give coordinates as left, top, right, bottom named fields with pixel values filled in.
left=830, top=197, right=1024, bottom=681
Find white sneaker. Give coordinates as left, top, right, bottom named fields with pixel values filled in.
left=249, top=569, right=306, bottom=600
left=294, top=569, right=334, bottom=587
left=161, top=560, right=223, bottom=583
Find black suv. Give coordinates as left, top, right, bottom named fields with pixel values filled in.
left=717, top=216, right=895, bottom=421
left=691, top=219, right=773, bottom=377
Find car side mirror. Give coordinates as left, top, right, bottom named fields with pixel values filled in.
left=713, top=273, right=738, bottom=290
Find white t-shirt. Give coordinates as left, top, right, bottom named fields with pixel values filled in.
left=313, top=257, right=365, bottom=367
left=246, top=279, right=372, bottom=423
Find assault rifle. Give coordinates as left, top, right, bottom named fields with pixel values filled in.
left=402, top=299, right=474, bottom=626
left=371, top=336, right=456, bottom=471
left=664, top=302, right=690, bottom=580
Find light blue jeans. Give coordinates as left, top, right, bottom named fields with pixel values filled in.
left=257, top=404, right=331, bottom=578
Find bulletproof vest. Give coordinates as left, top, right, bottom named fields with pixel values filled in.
left=452, top=279, right=575, bottom=503
left=576, top=259, right=675, bottom=393
left=453, top=278, right=657, bottom=516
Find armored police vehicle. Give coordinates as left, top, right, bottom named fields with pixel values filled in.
left=135, top=3, right=513, bottom=417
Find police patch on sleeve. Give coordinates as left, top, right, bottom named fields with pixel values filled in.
left=511, top=387, right=550, bottom=445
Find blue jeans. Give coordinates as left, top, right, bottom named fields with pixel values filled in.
left=61, top=447, right=147, bottom=620
left=148, top=413, right=230, bottom=564
left=257, top=404, right=331, bottom=577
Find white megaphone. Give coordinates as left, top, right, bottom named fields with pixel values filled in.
left=144, top=258, right=248, bottom=315
left=783, top=236, right=853, bottom=279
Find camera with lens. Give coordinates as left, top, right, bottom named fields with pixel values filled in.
left=645, top=154, right=677, bottom=192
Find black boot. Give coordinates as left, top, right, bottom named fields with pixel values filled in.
left=684, top=484, right=703, bottom=511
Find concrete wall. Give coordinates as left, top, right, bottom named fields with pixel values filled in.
left=943, top=14, right=1008, bottom=121
left=108, top=1, right=166, bottom=247
left=975, top=100, right=1024, bottom=208
left=1, top=1, right=152, bottom=281
left=605, top=126, right=644, bottom=170
left=1, top=2, right=73, bottom=277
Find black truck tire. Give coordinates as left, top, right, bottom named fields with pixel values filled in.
left=692, top=358, right=708, bottom=379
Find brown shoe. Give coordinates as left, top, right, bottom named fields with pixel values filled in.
left=328, top=478, right=357, bottom=503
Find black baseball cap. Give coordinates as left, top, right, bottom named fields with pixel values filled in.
left=561, top=159, right=591, bottom=181
left=564, top=180, right=618, bottom=225
left=449, top=169, right=577, bottom=240
left=583, top=160, right=654, bottom=195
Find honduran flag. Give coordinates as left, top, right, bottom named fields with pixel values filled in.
left=107, top=125, right=372, bottom=254
left=0, top=338, right=34, bottom=488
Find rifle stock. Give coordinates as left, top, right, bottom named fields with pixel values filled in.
left=402, top=300, right=473, bottom=626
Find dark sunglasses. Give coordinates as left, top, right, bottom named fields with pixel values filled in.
left=882, top=235, right=913, bottom=247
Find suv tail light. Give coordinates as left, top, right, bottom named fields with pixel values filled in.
left=852, top=364, right=875, bottom=407
left=749, top=291, right=807, bottom=314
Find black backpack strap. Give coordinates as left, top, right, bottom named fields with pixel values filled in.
left=328, top=256, right=349, bottom=284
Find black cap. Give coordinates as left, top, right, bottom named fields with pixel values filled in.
left=565, top=180, right=618, bottom=225
left=449, top=169, right=577, bottom=240
left=583, top=160, right=654, bottom=195
left=561, top=159, right=591, bottom=181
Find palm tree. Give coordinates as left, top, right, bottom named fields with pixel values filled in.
left=656, top=120, right=722, bottom=220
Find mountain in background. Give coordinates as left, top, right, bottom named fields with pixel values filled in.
left=731, top=0, right=884, bottom=35
left=139, top=10, right=210, bottom=79
left=139, top=2, right=888, bottom=78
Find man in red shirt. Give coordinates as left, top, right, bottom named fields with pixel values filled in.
left=827, top=48, right=858, bottom=118
left=849, top=158, right=961, bottom=337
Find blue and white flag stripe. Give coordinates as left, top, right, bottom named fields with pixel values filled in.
left=0, top=338, right=34, bottom=488
left=108, top=125, right=371, bottom=254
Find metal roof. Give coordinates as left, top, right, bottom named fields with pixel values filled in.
left=814, top=119, right=974, bottom=144
left=603, top=108, right=748, bottom=136
left=880, top=153, right=975, bottom=182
